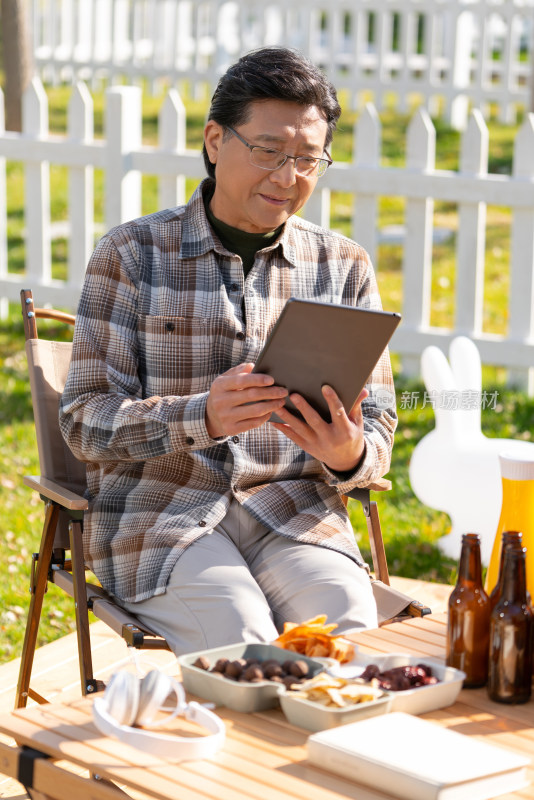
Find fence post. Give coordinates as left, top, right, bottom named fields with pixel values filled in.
left=423, top=11, right=438, bottom=118
left=78, top=0, right=94, bottom=84
left=23, top=77, right=51, bottom=290
left=68, top=82, right=94, bottom=289
left=353, top=103, right=380, bottom=267
left=455, top=109, right=488, bottom=335
left=303, top=184, right=331, bottom=229
left=449, top=9, right=473, bottom=130
left=401, top=107, right=436, bottom=377
left=376, top=9, right=393, bottom=110
left=498, top=10, right=516, bottom=125
left=47, top=0, right=58, bottom=84
left=0, top=88, right=6, bottom=319
left=175, top=0, right=194, bottom=73
left=397, top=7, right=415, bottom=116
left=509, top=113, right=534, bottom=392
left=105, top=85, right=142, bottom=231
left=59, top=0, right=75, bottom=82
left=214, top=0, right=238, bottom=75
left=158, top=88, right=186, bottom=211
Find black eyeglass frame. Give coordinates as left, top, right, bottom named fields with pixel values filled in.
left=225, top=126, right=333, bottom=178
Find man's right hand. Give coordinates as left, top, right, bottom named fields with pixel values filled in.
left=206, top=363, right=288, bottom=438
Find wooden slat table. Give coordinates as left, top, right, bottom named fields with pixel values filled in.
left=0, top=613, right=532, bottom=800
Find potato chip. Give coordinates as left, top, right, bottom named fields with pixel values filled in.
left=307, top=642, right=330, bottom=658
left=325, top=687, right=346, bottom=707
left=289, top=673, right=382, bottom=708
left=273, top=614, right=355, bottom=663
left=328, top=638, right=355, bottom=663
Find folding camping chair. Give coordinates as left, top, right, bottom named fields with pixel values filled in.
left=16, top=288, right=430, bottom=708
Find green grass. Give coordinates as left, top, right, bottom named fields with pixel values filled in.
left=0, top=85, right=530, bottom=664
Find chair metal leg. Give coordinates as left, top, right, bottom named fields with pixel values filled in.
left=69, top=520, right=99, bottom=696
left=15, top=502, right=60, bottom=708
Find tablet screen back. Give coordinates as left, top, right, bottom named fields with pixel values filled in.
left=253, top=299, right=400, bottom=422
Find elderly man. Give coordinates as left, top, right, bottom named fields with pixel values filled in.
left=59, top=47, right=397, bottom=655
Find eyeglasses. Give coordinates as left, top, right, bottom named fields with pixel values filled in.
left=226, top=127, right=332, bottom=178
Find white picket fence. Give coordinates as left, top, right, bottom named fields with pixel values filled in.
left=30, top=0, right=534, bottom=129
left=1, top=78, right=534, bottom=390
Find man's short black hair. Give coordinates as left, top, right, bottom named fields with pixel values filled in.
left=202, top=47, right=341, bottom=179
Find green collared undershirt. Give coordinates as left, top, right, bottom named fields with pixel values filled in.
left=204, top=189, right=282, bottom=276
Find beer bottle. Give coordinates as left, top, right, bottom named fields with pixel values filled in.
left=489, top=531, right=523, bottom=613
left=446, top=533, right=490, bottom=687
left=488, top=547, right=533, bottom=704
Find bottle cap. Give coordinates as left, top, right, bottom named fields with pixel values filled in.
left=498, top=452, right=534, bottom=481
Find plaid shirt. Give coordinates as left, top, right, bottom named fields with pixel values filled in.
left=60, top=180, right=397, bottom=603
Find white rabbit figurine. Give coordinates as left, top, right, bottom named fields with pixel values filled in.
left=408, top=336, right=534, bottom=564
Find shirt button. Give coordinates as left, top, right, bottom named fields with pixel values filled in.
left=230, top=282, right=239, bottom=291
left=232, top=436, right=239, bottom=444
left=166, top=322, right=175, bottom=332
left=236, top=331, right=245, bottom=340
left=199, top=520, right=207, bottom=527
left=185, top=436, right=195, bottom=445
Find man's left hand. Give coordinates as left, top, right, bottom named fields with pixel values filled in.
left=270, top=385, right=368, bottom=473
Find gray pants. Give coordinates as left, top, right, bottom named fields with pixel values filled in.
left=120, top=500, right=378, bottom=655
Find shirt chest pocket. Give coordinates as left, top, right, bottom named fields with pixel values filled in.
left=137, top=315, right=233, bottom=397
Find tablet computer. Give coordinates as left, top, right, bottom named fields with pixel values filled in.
left=253, top=298, right=400, bottom=422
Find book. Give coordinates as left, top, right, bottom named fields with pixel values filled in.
left=307, top=712, right=529, bottom=800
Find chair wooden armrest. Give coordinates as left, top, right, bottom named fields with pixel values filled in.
left=33, top=307, right=76, bottom=326
left=23, top=475, right=89, bottom=511
left=362, top=477, right=392, bottom=493
left=405, top=599, right=432, bottom=617
left=341, top=477, right=391, bottom=506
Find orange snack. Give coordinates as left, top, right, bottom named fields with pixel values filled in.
left=273, top=615, right=355, bottom=664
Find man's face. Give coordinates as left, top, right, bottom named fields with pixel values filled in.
left=204, top=99, right=329, bottom=234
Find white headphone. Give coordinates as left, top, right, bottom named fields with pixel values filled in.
left=92, top=669, right=225, bottom=762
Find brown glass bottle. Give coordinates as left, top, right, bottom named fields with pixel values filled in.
left=489, top=531, right=523, bottom=613
left=488, top=547, right=533, bottom=704
left=446, top=533, right=490, bottom=687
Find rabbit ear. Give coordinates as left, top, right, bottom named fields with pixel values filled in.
left=421, top=345, right=456, bottom=394
left=448, top=336, right=482, bottom=433
left=420, top=345, right=458, bottom=434
left=449, top=336, right=481, bottom=392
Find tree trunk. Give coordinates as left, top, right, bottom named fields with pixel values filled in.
left=1, top=0, right=33, bottom=131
